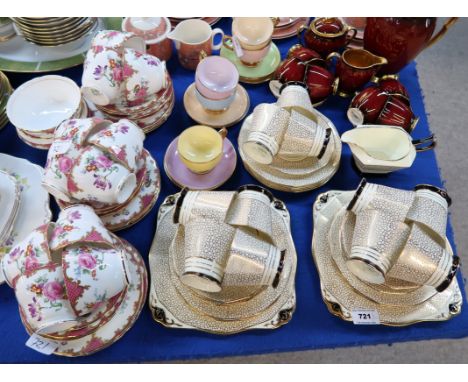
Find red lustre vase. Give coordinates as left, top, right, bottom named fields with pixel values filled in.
left=297, top=17, right=357, bottom=58
left=364, top=17, right=458, bottom=75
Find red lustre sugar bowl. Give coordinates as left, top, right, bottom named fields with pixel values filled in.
left=297, top=17, right=357, bottom=58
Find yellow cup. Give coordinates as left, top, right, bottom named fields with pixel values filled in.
left=178, top=125, right=227, bottom=174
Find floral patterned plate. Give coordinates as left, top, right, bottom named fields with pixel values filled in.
left=20, top=237, right=147, bottom=356
left=0, top=154, right=52, bottom=283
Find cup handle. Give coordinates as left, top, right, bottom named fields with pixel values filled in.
left=413, top=134, right=437, bottom=152
left=199, top=50, right=208, bottom=62
left=296, top=24, right=307, bottom=45
left=326, top=51, right=341, bottom=65
left=270, top=17, right=280, bottom=27
left=222, top=35, right=234, bottom=51
left=211, top=28, right=224, bottom=51
left=219, top=127, right=228, bottom=140
left=344, top=27, right=358, bottom=46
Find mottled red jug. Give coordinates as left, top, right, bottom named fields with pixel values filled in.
left=364, top=17, right=458, bottom=75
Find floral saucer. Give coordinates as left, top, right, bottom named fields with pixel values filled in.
left=183, top=83, right=250, bottom=128
left=220, top=42, right=281, bottom=84
left=21, top=237, right=147, bottom=356
left=312, top=190, right=462, bottom=326
left=0, top=154, right=52, bottom=282
left=164, top=136, right=237, bottom=191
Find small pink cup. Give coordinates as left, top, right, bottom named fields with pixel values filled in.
left=195, top=56, right=239, bottom=100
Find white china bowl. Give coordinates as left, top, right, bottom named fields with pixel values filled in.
left=7, top=75, right=81, bottom=133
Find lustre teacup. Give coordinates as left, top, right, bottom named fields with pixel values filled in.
left=177, top=125, right=228, bottom=174
left=195, top=55, right=239, bottom=100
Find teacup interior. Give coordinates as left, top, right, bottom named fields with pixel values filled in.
left=233, top=17, right=273, bottom=46
left=171, top=19, right=211, bottom=44
left=343, top=49, right=383, bottom=69
left=342, top=127, right=411, bottom=161
left=8, top=76, right=81, bottom=132
left=178, top=125, right=223, bottom=163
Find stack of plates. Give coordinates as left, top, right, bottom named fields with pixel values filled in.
left=10, top=17, right=98, bottom=47
left=311, top=190, right=462, bottom=326
left=93, top=73, right=175, bottom=134
left=0, top=71, right=12, bottom=130
left=272, top=17, right=310, bottom=39
left=0, top=153, right=52, bottom=281
left=148, top=190, right=297, bottom=334
left=238, top=109, right=342, bottom=193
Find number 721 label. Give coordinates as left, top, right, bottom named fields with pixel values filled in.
left=351, top=309, right=381, bottom=325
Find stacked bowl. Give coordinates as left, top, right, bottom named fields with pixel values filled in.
left=7, top=75, right=87, bottom=149
left=81, top=30, right=174, bottom=134
left=10, top=17, right=98, bottom=47
left=0, top=71, right=12, bottom=130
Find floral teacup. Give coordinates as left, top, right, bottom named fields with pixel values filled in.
left=43, top=119, right=113, bottom=203
left=69, top=146, right=137, bottom=205
left=49, top=205, right=116, bottom=252
left=62, top=245, right=129, bottom=316
left=1, top=223, right=52, bottom=288
left=15, top=264, right=79, bottom=334
left=88, top=119, right=145, bottom=172
left=82, top=49, right=126, bottom=106
left=122, top=48, right=167, bottom=103
left=91, top=30, right=146, bottom=54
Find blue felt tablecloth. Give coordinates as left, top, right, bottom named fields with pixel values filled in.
left=1, top=18, right=467, bottom=363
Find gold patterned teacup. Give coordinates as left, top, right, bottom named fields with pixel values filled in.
left=177, top=125, right=227, bottom=174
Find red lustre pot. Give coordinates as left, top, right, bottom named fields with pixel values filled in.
left=328, top=48, right=387, bottom=97
left=364, top=17, right=458, bottom=75
left=298, top=17, right=357, bottom=58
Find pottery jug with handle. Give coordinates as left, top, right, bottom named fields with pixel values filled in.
left=364, top=17, right=458, bottom=75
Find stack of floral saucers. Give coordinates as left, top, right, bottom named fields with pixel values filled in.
left=81, top=30, right=174, bottom=134
left=0, top=153, right=52, bottom=280
left=7, top=75, right=87, bottom=149
left=0, top=71, right=13, bottom=130
left=42, top=117, right=161, bottom=231
left=1, top=205, right=147, bottom=357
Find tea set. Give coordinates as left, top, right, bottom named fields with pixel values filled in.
left=312, top=180, right=461, bottom=326
left=0, top=17, right=462, bottom=356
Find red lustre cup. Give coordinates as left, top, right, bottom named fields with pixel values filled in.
left=348, top=86, right=388, bottom=125
left=376, top=96, right=416, bottom=132
left=305, top=64, right=335, bottom=106
left=275, top=57, right=307, bottom=83
left=378, top=77, right=410, bottom=105
left=327, top=48, right=388, bottom=97
left=297, top=17, right=357, bottom=58
left=287, top=44, right=325, bottom=66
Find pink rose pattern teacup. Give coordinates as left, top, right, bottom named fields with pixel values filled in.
left=62, top=245, right=129, bottom=316
left=49, top=205, right=116, bottom=251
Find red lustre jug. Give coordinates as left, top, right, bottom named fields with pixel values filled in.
left=364, top=17, right=458, bottom=75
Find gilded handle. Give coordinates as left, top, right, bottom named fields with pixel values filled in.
left=413, top=134, right=437, bottom=152
left=344, top=27, right=358, bottom=46
left=426, top=17, right=458, bottom=49
left=219, top=127, right=228, bottom=140
left=296, top=24, right=307, bottom=44
left=222, top=35, right=234, bottom=51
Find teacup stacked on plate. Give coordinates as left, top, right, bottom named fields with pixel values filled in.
left=10, top=17, right=98, bottom=48
left=238, top=84, right=342, bottom=192
left=7, top=75, right=88, bottom=149
left=312, top=180, right=462, bottom=326
left=42, top=117, right=160, bottom=231
left=1, top=205, right=147, bottom=357
left=0, top=71, right=12, bottom=130
left=149, top=186, right=297, bottom=333
left=81, top=30, right=174, bottom=134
